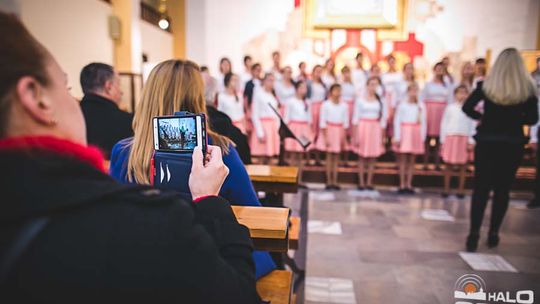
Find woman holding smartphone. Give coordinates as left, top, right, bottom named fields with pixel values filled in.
left=0, top=12, right=259, bottom=303
left=110, top=60, right=276, bottom=278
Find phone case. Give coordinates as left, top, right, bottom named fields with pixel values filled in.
left=152, top=151, right=193, bottom=201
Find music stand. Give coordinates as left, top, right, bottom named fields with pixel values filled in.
left=269, top=104, right=311, bottom=165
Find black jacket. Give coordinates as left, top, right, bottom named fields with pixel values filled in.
left=80, top=94, right=134, bottom=159
left=0, top=147, right=260, bottom=303
left=207, top=105, right=252, bottom=164
left=463, top=82, right=539, bottom=144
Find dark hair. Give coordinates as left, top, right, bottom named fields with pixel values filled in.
left=298, top=61, right=306, bottom=69
left=294, top=80, right=306, bottom=91
left=272, top=51, right=280, bottom=58
left=219, top=57, right=231, bottom=73
left=454, top=84, right=469, bottom=94
left=341, top=66, right=350, bottom=73
left=434, top=61, right=444, bottom=70
left=329, top=83, right=341, bottom=93
left=200, top=66, right=209, bottom=72
left=475, top=58, right=486, bottom=65
left=251, top=63, right=261, bottom=72
left=223, top=72, right=239, bottom=102
left=80, top=63, right=115, bottom=95
left=243, top=55, right=252, bottom=65
left=0, top=12, right=51, bottom=138
left=356, top=52, right=363, bottom=60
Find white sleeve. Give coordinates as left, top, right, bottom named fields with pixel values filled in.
left=306, top=100, right=313, bottom=124
left=352, top=99, right=360, bottom=126
left=380, top=99, right=388, bottom=129
left=251, top=90, right=264, bottom=139
left=420, top=103, right=427, bottom=142
left=283, top=100, right=291, bottom=124
left=393, top=104, right=402, bottom=142
left=531, top=125, right=538, bottom=143
left=319, top=103, right=327, bottom=129
left=468, top=117, right=476, bottom=144
left=439, top=107, right=450, bottom=144
left=216, top=94, right=225, bottom=112
left=343, top=105, right=350, bottom=129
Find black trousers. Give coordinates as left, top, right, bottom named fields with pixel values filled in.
left=470, top=141, right=524, bottom=234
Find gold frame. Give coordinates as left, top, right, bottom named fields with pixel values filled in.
left=305, top=0, right=406, bottom=30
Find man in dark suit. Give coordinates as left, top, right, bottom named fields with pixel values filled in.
left=80, top=63, right=133, bottom=159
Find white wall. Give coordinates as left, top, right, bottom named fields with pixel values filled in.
left=140, top=20, right=173, bottom=63
left=17, top=0, right=114, bottom=98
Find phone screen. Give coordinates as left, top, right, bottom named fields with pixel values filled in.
left=155, top=116, right=202, bottom=152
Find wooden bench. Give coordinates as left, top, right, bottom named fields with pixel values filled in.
left=256, top=270, right=293, bottom=304
left=246, top=165, right=299, bottom=194
left=288, top=216, right=300, bottom=250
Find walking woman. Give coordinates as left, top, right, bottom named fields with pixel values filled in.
left=463, top=48, right=538, bottom=252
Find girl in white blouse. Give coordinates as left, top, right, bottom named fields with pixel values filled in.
left=216, top=57, right=232, bottom=93
left=317, top=84, right=349, bottom=190
left=274, top=66, right=296, bottom=108
left=217, top=73, right=246, bottom=134
left=284, top=80, right=312, bottom=185
left=352, top=77, right=388, bottom=190
left=340, top=66, right=356, bottom=164
left=308, top=65, right=327, bottom=165
left=440, top=85, right=476, bottom=198
left=393, top=82, right=426, bottom=194
left=321, top=58, right=337, bottom=89
left=420, top=62, right=452, bottom=169
left=250, top=73, right=280, bottom=163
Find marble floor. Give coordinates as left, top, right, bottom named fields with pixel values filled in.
left=284, top=187, right=540, bottom=304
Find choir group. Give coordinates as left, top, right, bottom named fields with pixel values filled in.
left=204, top=51, right=489, bottom=195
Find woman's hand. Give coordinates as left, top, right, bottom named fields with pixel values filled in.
left=189, top=145, right=230, bottom=201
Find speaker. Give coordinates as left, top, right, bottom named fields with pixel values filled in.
left=108, top=15, right=121, bottom=41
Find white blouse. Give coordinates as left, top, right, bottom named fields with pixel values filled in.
left=309, top=82, right=327, bottom=102
left=352, top=68, right=368, bottom=93
left=319, top=100, right=349, bottom=129
left=393, top=100, right=427, bottom=142
left=352, top=96, right=388, bottom=128
left=251, top=87, right=280, bottom=138
left=284, top=97, right=311, bottom=124
left=340, top=82, right=356, bottom=102
left=217, top=92, right=245, bottom=121
left=439, top=102, right=476, bottom=144
left=420, top=81, right=451, bottom=104
left=321, top=73, right=337, bottom=89
left=274, top=81, right=296, bottom=106
left=216, top=72, right=226, bottom=93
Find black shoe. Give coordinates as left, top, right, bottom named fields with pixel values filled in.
left=397, top=188, right=407, bottom=194
left=357, top=186, right=365, bottom=191
left=325, top=185, right=333, bottom=190
left=366, top=186, right=374, bottom=191
left=405, top=188, right=415, bottom=194
left=334, top=185, right=341, bottom=190
left=527, top=199, right=540, bottom=209
left=487, top=233, right=500, bottom=248
left=456, top=193, right=465, bottom=199
left=466, top=233, right=480, bottom=252
left=441, top=192, right=449, bottom=198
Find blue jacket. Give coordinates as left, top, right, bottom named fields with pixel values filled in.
left=109, top=137, right=276, bottom=279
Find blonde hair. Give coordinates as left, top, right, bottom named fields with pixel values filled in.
left=483, top=48, right=536, bottom=106
left=127, top=59, right=230, bottom=184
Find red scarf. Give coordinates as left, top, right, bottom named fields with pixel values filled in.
left=0, top=136, right=106, bottom=173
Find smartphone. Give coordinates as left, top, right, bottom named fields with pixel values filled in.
left=153, top=114, right=207, bottom=154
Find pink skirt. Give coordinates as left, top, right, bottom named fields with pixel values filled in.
left=355, top=119, right=384, bottom=158
left=441, top=135, right=469, bottom=164
left=250, top=118, right=280, bottom=156
left=345, top=100, right=355, bottom=127
left=285, top=121, right=312, bottom=152
left=316, top=123, right=345, bottom=153
left=425, top=101, right=447, bottom=137
left=232, top=118, right=247, bottom=134
left=311, top=101, right=323, bottom=134
left=396, top=123, right=424, bottom=155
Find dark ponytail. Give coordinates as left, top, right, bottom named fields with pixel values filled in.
left=224, top=72, right=239, bottom=102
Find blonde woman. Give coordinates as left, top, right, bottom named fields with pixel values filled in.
left=463, top=48, right=539, bottom=252
left=109, top=59, right=276, bottom=277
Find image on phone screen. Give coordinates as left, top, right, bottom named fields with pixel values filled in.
left=156, top=116, right=199, bottom=151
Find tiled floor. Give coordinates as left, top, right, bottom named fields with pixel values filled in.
left=284, top=187, right=540, bottom=304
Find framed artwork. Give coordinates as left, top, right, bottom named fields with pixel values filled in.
left=304, top=0, right=406, bottom=30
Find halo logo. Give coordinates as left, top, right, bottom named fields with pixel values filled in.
left=454, top=274, right=534, bottom=304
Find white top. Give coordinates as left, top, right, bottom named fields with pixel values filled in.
left=251, top=87, right=280, bottom=138
left=352, top=68, right=368, bottom=93
left=321, top=73, right=337, bottom=89
left=352, top=96, right=388, bottom=128
left=393, top=79, right=411, bottom=108
left=217, top=92, right=245, bottom=121
left=268, top=67, right=283, bottom=81
left=319, top=100, right=349, bottom=129
left=439, top=102, right=476, bottom=144
left=382, top=72, right=402, bottom=91
left=420, top=81, right=451, bottom=104
left=240, top=70, right=251, bottom=92
left=284, top=97, right=311, bottom=124
left=216, top=72, right=226, bottom=93
left=393, top=100, right=427, bottom=142
left=309, top=82, right=327, bottom=102
left=274, top=81, right=296, bottom=106
left=340, top=81, right=356, bottom=102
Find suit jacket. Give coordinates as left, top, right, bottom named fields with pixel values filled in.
left=0, top=136, right=259, bottom=304
left=80, top=94, right=133, bottom=159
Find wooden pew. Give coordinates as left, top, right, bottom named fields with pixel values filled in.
left=246, top=165, right=299, bottom=193
left=232, top=206, right=290, bottom=252
left=256, top=270, right=293, bottom=304
left=288, top=216, right=300, bottom=250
